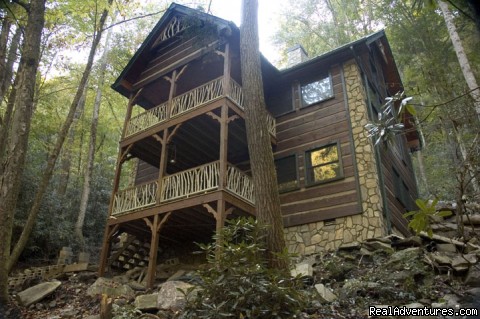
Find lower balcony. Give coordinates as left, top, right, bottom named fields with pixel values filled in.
left=111, top=161, right=254, bottom=216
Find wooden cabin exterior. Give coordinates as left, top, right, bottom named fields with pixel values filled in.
left=99, top=3, right=420, bottom=286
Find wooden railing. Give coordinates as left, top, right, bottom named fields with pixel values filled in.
left=123, top=76, right=276, bottom=139
left=124, top=102, right=168, bottom=137
left=160, top=161, right=220, bottom=202
left=111, top=162, right=256, bottom=215
left=228, top=78, right=244, bottom=107
left=112, top=181, right=157, bottom=216
left=171, top=77, right=223, bottom=117
left=226, top=165, right=255, bottom=204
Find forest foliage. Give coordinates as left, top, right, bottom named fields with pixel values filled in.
left=0, top=0, right=478, bottom=266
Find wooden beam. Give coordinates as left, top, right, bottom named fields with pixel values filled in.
left=156, top=129, right=168, bottom=203
left=206, top=111, right=221, bottom=123
left=146, top=214, right=159, bottom=289
left=203, top=203, right=218, bottom=219
left=166, top=124, right=182, bottom=144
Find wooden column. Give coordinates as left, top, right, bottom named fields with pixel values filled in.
left=204, top=202, right=234, bottom=259
left=166, top=70, right=177, bottom=119
left=98, top=224, right=119, bottom=276
left=144, top=213, right=171, bottom=288
left=146, top=214, right=159, bottom=288
left=219, top=105, right=228, bottom=190
left=222, top=43, right=231, bottom=95
left=156, top=129, right=168, bottom=203
left=121, top=90, right=142, bottom=139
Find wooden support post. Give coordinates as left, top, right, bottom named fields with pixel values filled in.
left=98, top=224, right=119, bottom=276
left=146, top=214, right=159, bottom=289
left=144, top=212, right=171, bottom=289
left=222, top=43, right=231, bottom=95
left=219, top=105, right=228, bottom=190
left=156, top=129, right=168, bottom=203
left=215, top=199, right=226, bottom=259
left=121, top=89, right=143, bottom=139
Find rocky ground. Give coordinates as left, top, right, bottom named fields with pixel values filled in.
left=4, top=211, right=480, bottom=319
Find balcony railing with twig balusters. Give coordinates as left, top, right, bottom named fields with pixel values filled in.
left=111, top=161, right=255, bottom=216
left=123, top=76, right=276, bottom=139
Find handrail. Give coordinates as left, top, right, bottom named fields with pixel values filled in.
left=228, top=78, right=244, bottom=107
left=112, top=181, right=157, bottom=216
left=124, top=102, right=168, bottom=137
left=226, top=165, right=255, bottom=204
left=160, top=161, right=220, bottom=202
left=123, top=76, right=276, bottom=139
left=171, top=77, right=224, bottom=117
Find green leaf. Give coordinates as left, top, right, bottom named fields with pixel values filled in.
left=406, top=104, right=416, bottom=115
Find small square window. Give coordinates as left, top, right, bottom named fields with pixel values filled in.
left=305, top=144, right=343, bottom=185
left=301, top=76, right=333, bottom=107
left=275, top=155, right=298, bottom=192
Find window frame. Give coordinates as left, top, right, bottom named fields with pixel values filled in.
left=304, top=142, right=344, bottom=186
left=299, top=73, right=334, bottom=108
left=274, top=154, right=299, bottom=193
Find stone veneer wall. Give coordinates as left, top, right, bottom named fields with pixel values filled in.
left=284, top=61, right=387, bottom=255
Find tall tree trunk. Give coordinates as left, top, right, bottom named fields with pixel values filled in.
left=57, top=83, right=88, bottom=196
left=0, top=0, right=45, bottom=304
left=75, top=16, right=115, bottom=251
left=0, top=27, right=22, bottom=162
left=7, top=0, right=113, bottom=272
left=240, top=0, right=287, bottom=270
left=437, top=0, right=480, bottom=121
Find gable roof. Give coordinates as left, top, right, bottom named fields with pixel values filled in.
left=112, top=3, right=236, bottom=96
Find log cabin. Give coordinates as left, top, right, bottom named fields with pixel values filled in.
left=99, top=3, right=420, bottom=287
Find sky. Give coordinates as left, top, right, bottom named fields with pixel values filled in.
left=207, top=0, right=285, bottom=65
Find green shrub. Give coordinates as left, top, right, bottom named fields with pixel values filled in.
left=181, top=217, right=306, bottom=319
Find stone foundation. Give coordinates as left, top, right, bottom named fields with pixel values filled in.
left=285, top=214, right=385, bottom=254
left=284, top=61, right=388, bottom=255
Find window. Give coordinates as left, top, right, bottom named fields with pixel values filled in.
left=300, top=75, right=333, bottom=107
left=305, top=143, right=343, bottom=185
left=275, top=155, right=298, bottom=192
left=392, top=167, right=412, bottom=210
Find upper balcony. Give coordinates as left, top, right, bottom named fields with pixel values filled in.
left=123, top=76, right=276, bottom=141
left=111, top=161, right=254, bottom=217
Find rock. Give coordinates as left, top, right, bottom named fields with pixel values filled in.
left=389, top=247, right=421, bottom=264
left=63, top=263, right=88, bottom=273
left=75, top=271, right=97, bottom=283
left=114, top=298, right=127, bottom=306
left=17, top=280, right=62, bottom=306
left=157, top=281, right=195, bottom=311
left=167, top=270, right=186, bottom=281
left=48, top=300, right=57, bottom=308
left=291, top=262, right=313, bottom=277
left=337, top=242, right=361, bottom=251
left=87, top=277, right=135, bottom=299
left=363, top=240, right=394, bottom=254
left=314, top=283, right=337, bottom=303
left=451, top=254, right=477, bottom=271
left=83, top=316, right=100, bottom=319
left=128, top=281, right=147, bottom=291
left=464, top=267, right=480, bottom=287
left=391, top=236, right=422, bottom=248
left=35, top=303, right=44, bottom=310
left=135, top=293, right=159, bottom=311
left=436, top=243, right=457, bottom=253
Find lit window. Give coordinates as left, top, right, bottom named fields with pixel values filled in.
left=275, top=155, right=298, bottom=192
left=301, top=76, right=333, bottom=107
left=306, top=144, right=342, bottom=185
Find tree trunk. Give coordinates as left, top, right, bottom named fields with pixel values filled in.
left=57, top=83, right=88, bottom=196
left=240, top=0, right=287, bottom=270
left=7, top=0, right=113, bottom=273
left=0, top=27, right=22, bottom=163
left=75, top=15, right=115, bottom=251
left=437, top=0, right=480, bottom=122
left=0, top=0, right=45, bottom=304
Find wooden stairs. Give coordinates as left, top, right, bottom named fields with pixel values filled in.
left=107, top=233, right=150, bottom=271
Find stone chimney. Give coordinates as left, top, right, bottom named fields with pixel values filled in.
left=286, top=44, right=308, bottom=67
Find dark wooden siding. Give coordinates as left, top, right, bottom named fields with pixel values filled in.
left=272, top=64, right=362, bottom=227
left=135, top=160, right=159, bottom=185
left=362, top=47, right=418, bottom=235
